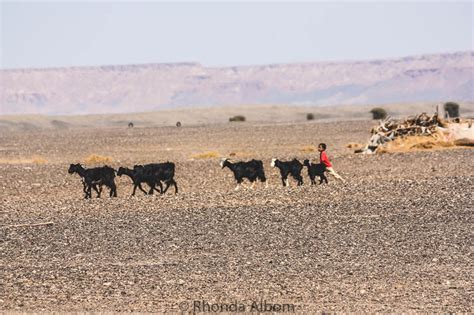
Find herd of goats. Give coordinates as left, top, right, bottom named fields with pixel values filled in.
left=68, top=158, right=328, bottom=199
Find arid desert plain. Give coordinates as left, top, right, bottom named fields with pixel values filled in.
left=1, top=106, right=473, bottom=312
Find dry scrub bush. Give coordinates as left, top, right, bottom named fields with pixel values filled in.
left=0, top=155, right=48, bottom=165
left=444, top=102, right=460, bottom=118
left=190, top=151, right=221, bottom=159
left=346, top=143, right=363, bottom=149
left=370, top=107, right=388, bottom=120
left=31, top=156, right=48, bottom=164
left=229, top=151, right=253, bottom=157
left=300, top=145, right=316, bottom=153
left=229, top=115, right=246, bottom=122
left=84, top=154, right=113, bottom=164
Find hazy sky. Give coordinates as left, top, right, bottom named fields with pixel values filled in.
left=1, top=1, right=472, bottom=69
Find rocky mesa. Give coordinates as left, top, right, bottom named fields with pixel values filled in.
left=1, top=51, right=472, bottom=115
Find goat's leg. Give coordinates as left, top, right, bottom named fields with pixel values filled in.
left=162, top=181, right=171, bottom=194
left=98, top=184, right=103, bottom=197
left=172, top=180, right=178, bottom=194
left=137, top=183, right=148, bottom=195
left=153, top=182, right=164, bottom=194
left=319, top=174, right=328, bottom=184
left=323, top=174, right=328, bottom=184
left=87, top=184, right=93, bottom=199
left=83, top=185, right=89, bottom=199
left=86, top=184, right=92, bottom=199
left=162, top=180, right=177, bottom=194
left=295, top=175, right=303, bottom=186
left=110, top=183, right=117, bottom=197
left=235, top=179, right=243, bottom=190
left=92, top=185, right=101, bottom=198
left=148, top=183, right=155, bottom=195
left=147, top=181, right=162, bottom=195
left=132, top=184, right=138, bottom=196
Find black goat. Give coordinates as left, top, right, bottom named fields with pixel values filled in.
left=68, top=164, right=117, bottom=198
left=72, top=166, right=103, bottom=198
left=81, top=178, right=103, bottom=197
left=134, top=162, right=178, bottom=194
left=303, top=159, right=328, bottom=185
left=271, top=158, right=304, bottom=187
left=220, top=158, right=267, bottom=190
left=117, top=166, right=162, bottom=196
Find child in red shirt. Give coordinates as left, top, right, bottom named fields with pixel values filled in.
left=318, top=143, right=345, bottom=182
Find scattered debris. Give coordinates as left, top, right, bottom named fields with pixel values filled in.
left=454, top=138, right=474, bottom=147
left=356, top=112, right=474, bottom=154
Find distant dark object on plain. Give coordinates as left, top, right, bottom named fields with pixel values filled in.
left=229, top=115, right=246, bottom=122
left=51, top=119, right=70, bottom=129
left=370, top=107, right=387, bottom=120
left=306, top=113, right=315, bottom=120
left=176, top=121, right=182, bottom=127
left=128, top=122, right=134, bottom=128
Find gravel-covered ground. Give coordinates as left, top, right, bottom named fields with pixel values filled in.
left=1, top=120, right=473, bottom=312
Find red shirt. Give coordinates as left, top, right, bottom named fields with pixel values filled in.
left=320, top=151, right=332, bottom=168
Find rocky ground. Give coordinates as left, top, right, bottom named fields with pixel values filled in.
left=1, top=119, right=473, bottom=312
